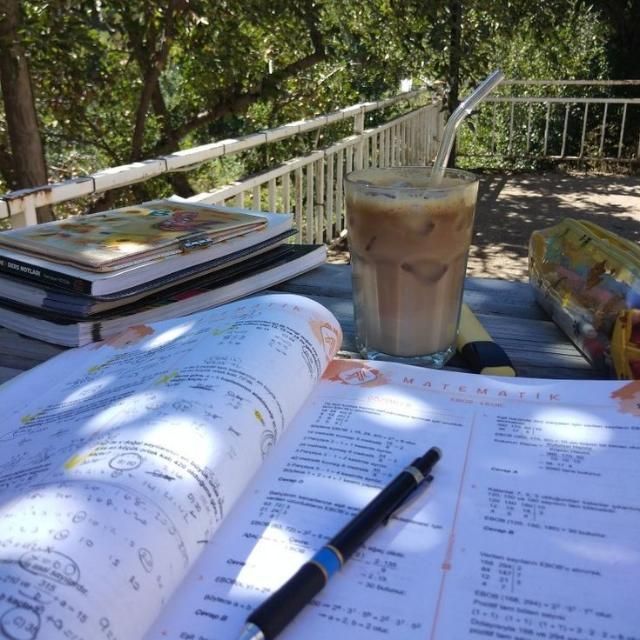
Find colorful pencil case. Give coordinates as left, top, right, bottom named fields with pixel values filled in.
left=529, top=218, right=640, bottom=379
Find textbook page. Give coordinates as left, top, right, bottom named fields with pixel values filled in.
left=0, top=294, right=341, bottom=640
left=148, top=362, right=640, bottom=640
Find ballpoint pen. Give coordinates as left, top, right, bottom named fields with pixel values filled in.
left=237, top=446, right=442, bottom=640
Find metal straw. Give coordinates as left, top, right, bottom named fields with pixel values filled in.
left=430, top=69, right=505, bottom=184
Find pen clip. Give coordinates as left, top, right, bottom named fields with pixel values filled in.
left=382, top=475, right=433, bottom=525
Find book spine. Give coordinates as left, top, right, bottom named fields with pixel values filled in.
left=0, top=255, right=93, bottom=294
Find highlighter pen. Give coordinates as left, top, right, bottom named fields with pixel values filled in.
left=457, top=303, right=516, bottom=376
left=237, top=446, right=442, bottom=640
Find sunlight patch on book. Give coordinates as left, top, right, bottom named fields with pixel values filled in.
left=355, top=389, right=462, bottom=431
left=0, top=488, right=86, bottom=547
left=60, top=375, right=116, bottom=406
left=557, top=537, right=640, bottom=565
left=142, top=417, right=221, bottom=463
left=531, top=407, right=613, bottom=445
left=143, top=321, right=196, bottom=350
left=233, top=522, right=313, bottom=594
left=83, top=390, right=169, bottom=434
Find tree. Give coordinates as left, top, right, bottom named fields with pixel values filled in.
left=0, top=0, right=53, bottom=221
left=0, top=0, right=614, bottom=210
left=589, top=0, right=640, bottom=80
left=14, top=0, right=339, bottom=205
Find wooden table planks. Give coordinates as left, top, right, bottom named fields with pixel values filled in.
left=270, top=264, right=600, bottom=380
left=0, top=263, right=603, bottom=385
left=0, top=326, right=64, bottom=384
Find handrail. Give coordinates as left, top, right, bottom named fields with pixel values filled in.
left=457, top=80, right=640, bottom=164
left=501, top=79, right=640, bottom=86
left=9, top=78, right=633, bottom=232
left=0, top=89, right=434, bottom=226
left=485, top=96, right=640, bottom=104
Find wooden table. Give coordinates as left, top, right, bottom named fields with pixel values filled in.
left=0, top=263, right=602, bottom=385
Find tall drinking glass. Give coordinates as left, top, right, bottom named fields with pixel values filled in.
left=345, top=166, right=479, bottom=368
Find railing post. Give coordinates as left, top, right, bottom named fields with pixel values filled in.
left=580, top=103, right=589, bottom=158
left=618, top=103, right=628, bottom=159
left=315, top=158, right=325, bottom=242
left=305, top=163, right=314, bottom=242
left=353, top=107, right=365, bottom=170
left=282, top=175, right=290, bottom=213
left=295, top=167, right=303, bottom=243
left=24, top=198, right=39, bottom=226
left=326, top=153, right=335, bottom=237
left=424, top=107, right=431, bottom=162
left=336, top=149, right=345, bottom=232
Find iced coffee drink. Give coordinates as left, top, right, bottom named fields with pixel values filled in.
left=345, top=167, right=479, bottom=367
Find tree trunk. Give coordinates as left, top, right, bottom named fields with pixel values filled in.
left=150, top=83, right=195, bottom=197
left=0, top=0, right=53, bottom=222
left=447, top=0, right=463, bottom=167
left=591, top=0, right=640, bottom=80
left=122, top=1, right=195, bottom=197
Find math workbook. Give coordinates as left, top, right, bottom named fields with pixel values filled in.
left=0, top=294, right=638, bottom=639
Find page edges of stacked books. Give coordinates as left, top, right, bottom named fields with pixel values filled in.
left=0, top=201, right=326, bottom=346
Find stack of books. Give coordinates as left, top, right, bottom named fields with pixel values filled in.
left=0, top=199, right=326, bottom=346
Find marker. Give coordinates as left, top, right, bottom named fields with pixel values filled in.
left=237, top=447, right=442, bottom=640
left=457, top=303, right=516, bottom=376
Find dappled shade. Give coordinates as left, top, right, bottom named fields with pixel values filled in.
left=468, top=171, right=640, bottom=281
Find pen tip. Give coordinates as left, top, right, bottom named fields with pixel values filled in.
left=237, top=623, right=265, bottom=640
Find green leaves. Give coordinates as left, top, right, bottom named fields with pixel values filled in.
left=0, top=0, right=612, bottom=200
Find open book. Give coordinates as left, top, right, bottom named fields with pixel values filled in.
left=0, top=294, right=638, bottom=640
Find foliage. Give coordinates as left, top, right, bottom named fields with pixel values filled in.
left=455, top=2, right=611, bottom=170
left=0, top=0, right=623, bottom=204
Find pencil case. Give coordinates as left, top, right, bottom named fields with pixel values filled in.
left=529, top=218, right=640, bottom=379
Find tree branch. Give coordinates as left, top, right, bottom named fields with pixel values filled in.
left=150, top=78, right=195, bottom=196
left=167, top=48, right=327, bottom=150
left=128, top=0, right=186, bottom=161
left=153, top=1, right=327, bottom=153
left=123, top=3, right=194, bottom=196
left=0, top=138, right=16, bottom=188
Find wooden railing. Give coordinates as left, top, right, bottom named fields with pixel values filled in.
left=0, top=89, right=444, bottom=243
left=457, top=80, right=640, bottom=165
left=4, top=79, right=638, bottom=237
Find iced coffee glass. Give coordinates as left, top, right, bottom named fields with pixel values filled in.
left=345, top=166, right=479, bottom=368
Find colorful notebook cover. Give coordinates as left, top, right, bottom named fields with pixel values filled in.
left=0, top=200, right=266, bottom=272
